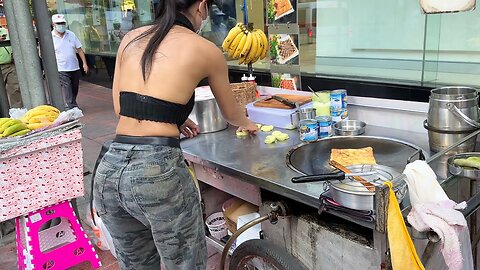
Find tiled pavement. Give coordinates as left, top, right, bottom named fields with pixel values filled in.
left=0, top=81, right=224, bottom=270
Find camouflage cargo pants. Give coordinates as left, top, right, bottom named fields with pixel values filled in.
left=93, top=142, right=207, bottom=270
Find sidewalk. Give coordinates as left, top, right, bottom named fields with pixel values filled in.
left=0, top=81, right=223, bottom=270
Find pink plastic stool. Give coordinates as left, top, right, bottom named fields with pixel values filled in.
left=15, top=200, right=101, bottom=270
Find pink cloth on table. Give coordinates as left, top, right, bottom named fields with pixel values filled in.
left=407, top=200, right=467, bottom=270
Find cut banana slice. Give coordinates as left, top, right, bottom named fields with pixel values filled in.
left=264, top=135, right=277, bottom=144
left=236, top=130, right=248, bottom=137
left=260, top=125, right=274, bottom=132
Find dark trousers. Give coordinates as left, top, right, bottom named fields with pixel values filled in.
left=59, top=69, right=81, bottom=109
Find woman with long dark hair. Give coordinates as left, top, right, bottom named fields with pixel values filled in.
left=92, top=0, right=258, bottom=269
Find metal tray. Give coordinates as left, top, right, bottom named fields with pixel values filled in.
left=447, top=153, right=480, bottom=179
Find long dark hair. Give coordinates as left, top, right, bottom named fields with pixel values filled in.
left=126, top=0, right=213, bottom=81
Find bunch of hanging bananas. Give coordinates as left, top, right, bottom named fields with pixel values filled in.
left=222, top=23, right=269, bottom=65
left=0, top=118, right=30, bottom=137
left=21, top=105, right=60, bottom=130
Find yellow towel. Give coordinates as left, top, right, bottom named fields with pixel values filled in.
left=384, top=182, right=425, bottom=270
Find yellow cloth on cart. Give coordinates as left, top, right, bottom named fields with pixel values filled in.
left=384, top=181, right=425, bottom=270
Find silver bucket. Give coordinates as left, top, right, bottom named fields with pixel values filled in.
left=425, top=86, right=480, bottom=153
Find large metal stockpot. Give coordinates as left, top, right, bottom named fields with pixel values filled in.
left=189, top=87, right=228, bottom=133
left=425, top=86, right=480, bottom=153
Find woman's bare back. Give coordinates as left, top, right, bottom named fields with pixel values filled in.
left=113, top=25, right=219, bottom=137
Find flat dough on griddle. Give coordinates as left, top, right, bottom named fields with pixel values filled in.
left=330, top=147, right=377, bottom=166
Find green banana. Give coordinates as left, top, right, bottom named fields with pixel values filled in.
left=2, top=122, right=28, bottom=137
left=0, top=118, right=11, bottom=127
left=9, top=128, right=31, bottom=137
left=0, top=119, right=21, bottom=133
left=454, top=157, right=480, bottom=170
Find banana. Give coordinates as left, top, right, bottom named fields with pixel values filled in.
left=0, top=119, right=21, bottom=133
left=2, top=122, right=28, bottom=137
left=245, top=31, right=258, bottom=64
left=0, top=118, right=11, bottom=127
left=227, top=31, right=245, bottom=58
left=27, top=122, right=51, bottom=130
left=232, top=33, right=248, bottom=59
left=257, top=30, right=269, bottom=60
left=222, top=24, right=244, bottom=52
left=251, top=31, right=263, bottom=63
left=23, top=109, right=59, bottom=122
left=9, top=129, right=30, bottom=137
left=238, top=56, right=246, bottom=65
left=28, top=114, right=58, bottom=123
left=32, top=105, right=60, bottom=114
left=239, top=32, right=253, bottom=59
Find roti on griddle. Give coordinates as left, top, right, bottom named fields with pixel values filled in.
left=330, top=147, right=377, bottom=166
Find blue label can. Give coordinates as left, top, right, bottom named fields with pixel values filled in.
left=299, top=119, right=318, bottom=142
left=316, top=116, right=332, bottom=138
left=330, top=89, right=347, bottom=111
left=332, top=109, right=349, bottom=125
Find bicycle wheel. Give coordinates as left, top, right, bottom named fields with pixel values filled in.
left=229, top=239, right=308, bottom=270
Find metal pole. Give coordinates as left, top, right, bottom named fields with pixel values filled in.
left=0, top=70, right=9, bottom=117
left=10, top=0, right=46, bottom=107
left=2, top=0, right=31, bottom=108
left=32, top=0, right=64, bottom=109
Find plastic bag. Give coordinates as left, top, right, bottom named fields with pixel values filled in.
left=84, top=203, right=117, bottom=258
left=53, top=107, right=84, bottom=125
left=9, top=108, right=27, bottom=119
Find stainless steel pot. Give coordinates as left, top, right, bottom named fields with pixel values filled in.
left=189, top=97, right=228, bottom=133
left=328, top=164, right=405, bottom=211
left=425, top=86, right=480, bottom=153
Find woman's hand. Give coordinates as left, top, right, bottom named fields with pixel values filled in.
left=236, top=120, right=258, bottom=135
left=180, top=118, right=200, bottom=138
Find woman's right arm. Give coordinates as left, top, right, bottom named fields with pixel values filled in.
left=207, top=46, right=258, bottom=133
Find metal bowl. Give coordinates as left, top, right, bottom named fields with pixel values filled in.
left=333, top=120, right=366, bottom=136
left=447, top=152, right=480, bottom=180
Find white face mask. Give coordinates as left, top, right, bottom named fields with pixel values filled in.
left=56, top=25, right=66, bottom=33
left=196, top=5, right=209, bottom=34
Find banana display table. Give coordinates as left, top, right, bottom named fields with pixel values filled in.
left=0, top=121, right=100, bottom=270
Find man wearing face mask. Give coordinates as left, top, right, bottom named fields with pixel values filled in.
left=51, top=14, right=88, bottom=110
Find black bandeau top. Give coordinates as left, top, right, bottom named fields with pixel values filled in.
left=119, top=13, right=197, bottom=126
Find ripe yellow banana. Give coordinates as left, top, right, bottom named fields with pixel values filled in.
left=251, top=31, right=264, bottom=63
left=23, top=109, right=59, bottom=123
left=28, top=114, right=58, bottom=124
left=239, top=32, right=253, bottom=59
left=227, top=31, right=245, bottom=57
left=0, top=119, right=21, bottom=133
left=233, top=33, right=248, bottom=59
left=2, top=122, right=28, bottom=137
left=245, top=31, right=258, bottom=64
left=27, top=122, right=51, bottom=130
left=33, top=105, right=60, bottom=114
left=257, top=30, right=269, bottom=60
left=222, top=24, right=244, bottom=52
left=9, top=129, right=31, bottom=137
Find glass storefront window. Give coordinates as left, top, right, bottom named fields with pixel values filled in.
left=50, top=0, right=480, bottom=89
left=53, top=0, right=154, bottom=56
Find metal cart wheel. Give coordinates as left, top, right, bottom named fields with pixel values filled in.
left=229, top=239, right=307, bottom=270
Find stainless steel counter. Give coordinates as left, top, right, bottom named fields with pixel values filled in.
left=181, top=124, right=447, bottom=225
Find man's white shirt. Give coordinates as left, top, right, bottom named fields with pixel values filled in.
left=52, top=30, right=82, bottom=72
